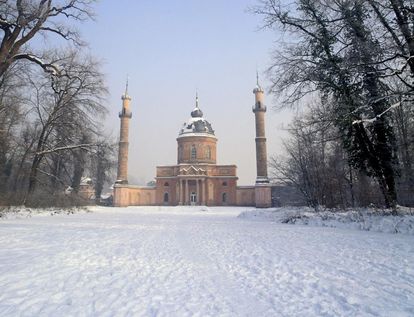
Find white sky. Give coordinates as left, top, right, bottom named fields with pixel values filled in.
left=79, top=0, right=292, bottom=185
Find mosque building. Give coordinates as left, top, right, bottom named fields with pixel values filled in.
left=113, top=77, right=272, bottom=208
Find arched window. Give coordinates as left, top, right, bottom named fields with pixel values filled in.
left=191, top=145, right=197, bottom=159
left=222, top=192, right=227, bottom=203
left=206, top=146, right=211, bottom=160
left=222, top=181, right=228, bottom=186
left=164, top=192, right=169, bottom=203
left=178, top=146, right=183, bottom=161
left=164, top=182, right=169, bottom=187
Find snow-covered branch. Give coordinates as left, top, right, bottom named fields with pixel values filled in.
left=352, top=102, right=401, bottom=125
left=36, top=143, right=95, bottom=156
left=13, top=53, right=61, bottom=76
left=36, top=168, right=67, bottom=186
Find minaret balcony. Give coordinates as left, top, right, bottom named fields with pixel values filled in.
left=119, top=109, right=132, bottom=118
left=252, top=105, right=267, bottom=113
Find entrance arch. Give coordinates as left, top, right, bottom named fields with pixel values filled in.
left=222, top=192, right=227, bottom=205
left=190, top=191, right=197, bottom=205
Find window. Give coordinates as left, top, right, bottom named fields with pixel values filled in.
left=222, top=181, right=228, bottom=186
left=164, top=182, right=169, bottom=187
left=191, top=145, right=197, bottom=159
left=178, top=146, right=182, bottom=161
left=222, top=192, right=227, bottom=203
left=164, top=192, right=169, bottom=203
left=206, top=146, right=211, bottom=160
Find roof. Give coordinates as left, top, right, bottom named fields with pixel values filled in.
left=178, top=97, right=215, bottom=137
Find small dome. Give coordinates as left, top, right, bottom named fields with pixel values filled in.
left=191, top=107, right=203, bottom=118
left=253, top=86, right=264, bottom=93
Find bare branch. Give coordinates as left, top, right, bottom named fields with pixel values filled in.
left=36, top=143, right=95, bottom=156
left=13, top=53, right=61, bottom=75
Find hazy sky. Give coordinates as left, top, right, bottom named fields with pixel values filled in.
left=79, top=0, right=292, bottom=185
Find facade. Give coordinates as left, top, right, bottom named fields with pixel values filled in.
left=113, top=79, right=271, bottom=208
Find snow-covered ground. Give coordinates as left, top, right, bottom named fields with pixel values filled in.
left=239, top=206, right=414, bottom=235
left=1, top=206, right=413, bottom=316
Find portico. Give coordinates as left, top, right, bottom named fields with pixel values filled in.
left=177, top=177, right=207, bottom=205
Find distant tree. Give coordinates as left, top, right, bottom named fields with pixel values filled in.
left=0, top=62, right=26, bottom=195
left=271, top=98, right=342, bottom=209
left=271, top=96, right=385, bottom=209
left=71, top=133, right=91, bottom=193
left=92, top=140, right=116, bottom=201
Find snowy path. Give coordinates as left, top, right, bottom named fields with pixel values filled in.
left=0, top=206, right=413, bottom=316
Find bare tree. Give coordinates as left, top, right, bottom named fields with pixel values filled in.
left=0, top=62, right=26, bottom=196
left=0, top=1, right=108, bottom=207
left=271, top=96, right=385, bottom=209
left=255, top=0, right=400, bottom=209
left=23, top=50, right=107, bottom=205
left=91, top=139, right=116, bottom=201
left=271, top=99, right=339, bottom=209
left=367, top=0, right=414, bottom=91
left=0, top=0, right=96, bottom=78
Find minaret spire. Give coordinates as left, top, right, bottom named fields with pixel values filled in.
left=195, top=90, right=199, bottom=109
left=125, top=74, right=129, bottom=95
left=255, top=69, right=264, bottom=92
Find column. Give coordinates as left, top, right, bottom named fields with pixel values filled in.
left=201, top=179, right=206, bottom=205
left=185, top=179, right=189, bottom=205
left=179, top=179, right=183, bottom=205
left=196, top=179, right=199, bottom=205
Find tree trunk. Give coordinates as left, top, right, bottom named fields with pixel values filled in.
left=24, top=154, right=43, bottom=205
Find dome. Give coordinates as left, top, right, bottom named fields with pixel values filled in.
left=253, top=85, right=264, bottom=94
left=178, top=96, right=215, bottom=137
left=191, top=107, right=203, bottom=118
left=178, top=115, right=215, bottom=136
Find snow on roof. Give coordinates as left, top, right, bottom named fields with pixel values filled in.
left=178, top=117, right=215, bottom=136
left=80, top=177, right=92, bottom=185
left=178, top=103, right=215, bottom=136
left=177, top=132, right=217, bottom=139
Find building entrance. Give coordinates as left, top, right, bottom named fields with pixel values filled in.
left=190, top=192, right=197, bottom=205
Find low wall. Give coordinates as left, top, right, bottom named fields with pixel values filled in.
left=236, top=186, right=255, bottom=206
left=114, top=184, right=268, bottom=207
left=113, top=185, right=156, bottom=207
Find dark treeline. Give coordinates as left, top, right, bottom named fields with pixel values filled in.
left=0, top=1, right=115, bottom=207
left=256, top=0, right=414, bottom=211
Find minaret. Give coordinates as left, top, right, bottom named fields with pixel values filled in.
left=116, top=80, right=132, bottom=184
left=253, top=72, right=271, bottom=208
left=253, top=72, right=269, bottom=184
